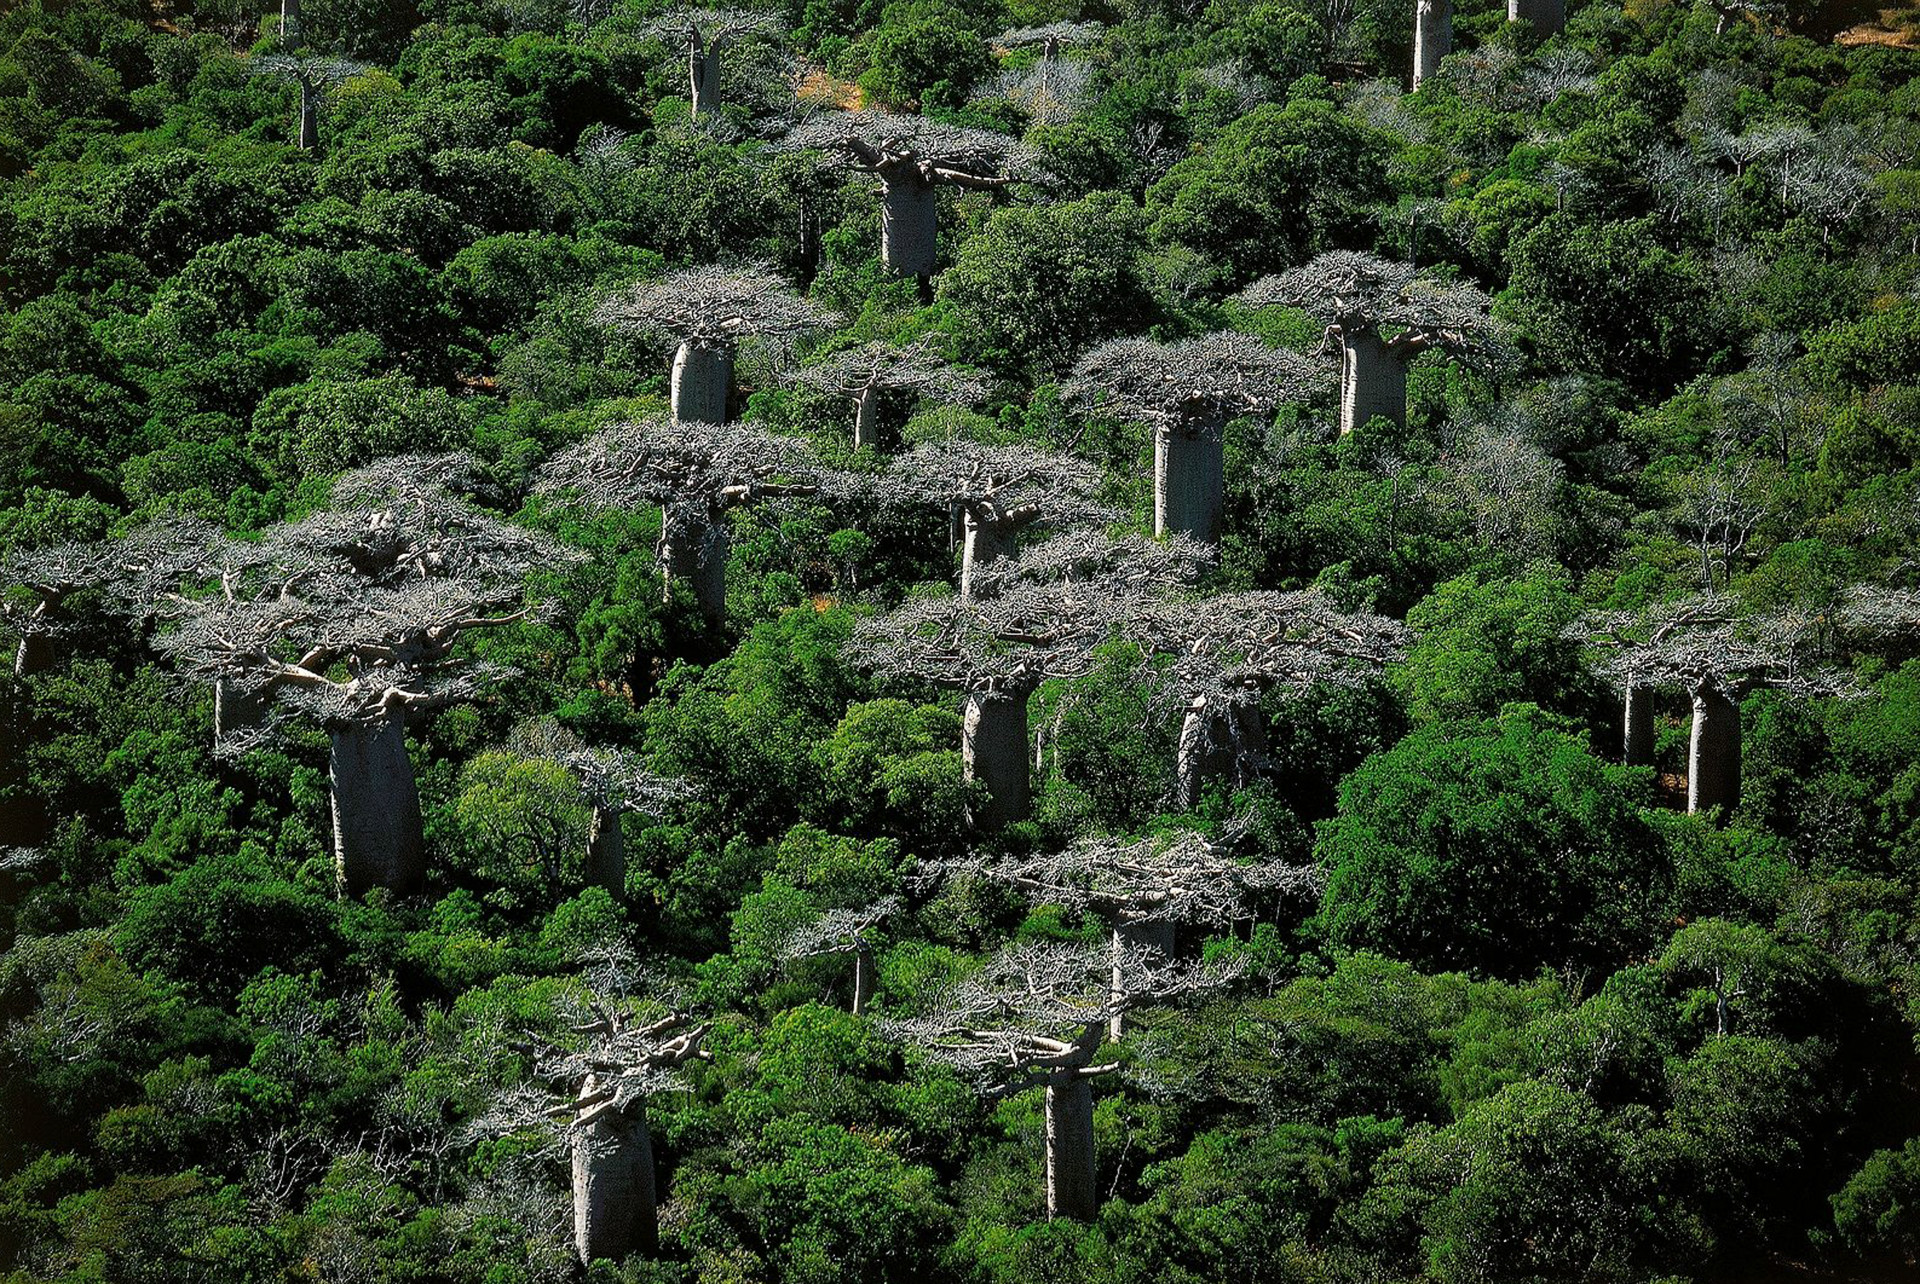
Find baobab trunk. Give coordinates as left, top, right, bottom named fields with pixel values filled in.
left=281, top=0, right=301, bottom=46
left=298, top=80, right=318, bottom=151
left=688, top=27, right=724, bottom=117
left=1508, top=0, right=1565, bottom=34
left=1623, top=684, right=1655, bottom=767
left=670, top=342, right=732, bottom=426
left=1154, top=414, right=1226, bottom=544
left=1174, top=696, right=1265, bottom=809
left=1108, top=919, right=1176, bottom=1040
left=960, top=512, right=1009, bottom=600
left=572, top=1090, right=658, bottom=1264
left=1044, top=1072, right=1097, bottom=1221
left=330, top=713, right=425, bottom=896
left=1413, top=0, right=1451, bottom=87
left=853, top=383, right=881, bottom=450
left=797, top=194, right=822, bottom=289
left=585, top=805, right=625, bottom=897
left=1688, top=685, right=1741, bottom=818
left=1340, top=329, right=1408, bottom=435
left=214, top=676, right=269, bottom=748
left=852, top=944, right=875, bottom=1015
left=963, top=687, right=1030, bottom=828
left=12, top=632, right=52, bottom=678
left=659, top=514, right=729, bottom=629
left=880, top=178, right=938, bottom=282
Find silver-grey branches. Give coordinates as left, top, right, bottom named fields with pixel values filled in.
left=253, top=52, right=363, bottom=150
left=642, top=7, right=784, bottom=119
left=777, top=895, right=903, bottom=1014
left=792, top=337, right=992, bottom=450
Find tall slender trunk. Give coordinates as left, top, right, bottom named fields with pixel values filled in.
left=853, top=383, right=881, bottom=450
left=963, top=686, right=1030, bottom=829
left=572, top=1091, right=658, bottom=1264
left=1174, top=696, right=1265, bottom=809
left=671, top=341, right=732, bottom=425
left=1623, top=683, right=1654, bottom=767
left=1045, top=1073, right=1097, bottom=1221
left=1687, top=685, right=1741, bottom=818
left=880, top=177, right=938, bottom=281
left=214, top=676, right=269, bottom=749
left=1154, top=411, right=1226, bottom=544
left=960, top=511, right=1008, bottom=599
left=1413, top=0, right=1451, bottom=87
left=585, top=805, right=625, bottom=897
left=1507, top=0, right=1565, bottom=34
left=1340, top=329, right=1408, bottom=435
left=331, top=713, right=425, bottom=896
left=1108, top=919, right=1176, bottom=1040
left=298, top=79, right=318, bottom=151
left=659, top=510, right=729, bottom=629
left=852, top=944, right=875, bottom=1015
left=13, top=633, right=52, bottom=678
left=797, top=193, right=822, bottom=289
left=281, top=0, right=301, bottom=46
left=688, top=28, right=724, bottom=117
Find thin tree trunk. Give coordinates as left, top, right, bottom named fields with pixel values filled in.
left=688, top=27, right=724, bottom=117
left=797, top=193, right=821, bottom=289
left=963, top=686, right=1030, bottom=829
left=659, top=510, right=729, bottom=629
left=1623, top=683, right=1655, bottom=767
left=1413, top=0, right=1451, bottom=87
left=585, top=805, right=625, bottom=897
left=298, top=80, right=318, bottom=150
left=852, top=944, right=875, bottom=1015
left=13, top=633, right=52, bottom=678
left=572, top=1091, right=657, bottom=1264
left=1687, top=685, right=1741, bottom=818
left=853, top=383, right=881, bottom=450
left=331, top=713, right=425, bottom=896
left=671, top=341, right=732, bottom=425
left=1340, top=330, right=1408, bottom=435
left=1108, top=919, right=1176, bottom=1040
left=1154, top=412, right=1226, bottom=544
left=1507, top=0, right=1565, bottom=34
left=1174, top=696, right=1265, bottom=809
left=880, top=177, right=938, bottom=281
left=281, top=0, right=301, bottom=46
left=1045, top=1073, right=1097, bottom=1221
left=960, top=512, right=1008, bottom=599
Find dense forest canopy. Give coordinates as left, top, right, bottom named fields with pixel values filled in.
left=5, top=0, right=1920, bottom=1278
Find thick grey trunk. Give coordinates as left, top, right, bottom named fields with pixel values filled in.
left=298, top=80, right=318, bottom=150
left=281, top=0, right=301, bottom=46
left=1340, top=330, right=1408, bottom=435
left=852, top=944, right=875, bottom=1015
left=853, top=384, right=881, bottom=450
left=1154, top=413, right=1226, bottom=544
left=1108, top=919, right=1176, bottom=1040
left=1174, top=696, right=1265, bottom=809
left=1623, top=684, right=1655, bottom=767
left=1688, top=685, right=1741, bottom=818
left=880, top=178, right=938, bottom=282
left=13, top=633, right=52, bottom=678
left=585, top=805, right=625, bottom=897
left=671, top=341, right=732, bottom=426
left=963, top=687, right=1030, bottom=829
left=689, top=30, right=724, bottom=117
left=659, top=512, right=729, bottom=630
left=214, top=676, right=269, bottom=748
left=960, top=513, right=1009, bottom=600
left=1045, top=1074, right=1097, bottom=1221
left=1507, top=0, right=1565, bottom=33
left=1413, top=0, right=1451, bottom=86
left=331, top=714, right=424, bottom=896
left=572, top=1089, right=657, bottom=1264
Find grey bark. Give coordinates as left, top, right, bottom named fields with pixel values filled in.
left=281, top=0, right=301, bottom=47
left=1687, top=685, right=1741, bottom=818
left=585, top=805, right=625, bottom=898
left=960, top=513, right=1009, bottom=601
left=880, top=178, right=938, bottom=282
left=963, top=686, right=1031, bottom=829
left=214, top=676, right=269, bottom=748
left=1507, top=0, right=1565, bottom=34
left=797, top=194, right=822, bottom=289
left=1174, top=696, right=1266, bottom=809
left=1413, top=0, right=1451, bottom=87
left=1340, top=329, right=1408, bottom=436
left=1108, top=919, right=1176, bottom=1040
left=671, top=341, right=733, bottom=426
left=688, top=26, right=725, bottom=117
left=1044, top=1073, right=1097, bottom=1221
left=852, top=944, right=875, bottom=1015
left=13, top=632, right=52, bottom=678
left=659, top=512, right=729, bottom=629
left=853, top=383, right=881, bottom=450
left=1623, top=683, right=1655, bottom=767
left=331, top=713, right=425, bottom=896
left=1154, top=412, right=1226, bottom=544
left=298, top=80, right=318, bottom=150
left=572, top=1088, right=658, bottom=1264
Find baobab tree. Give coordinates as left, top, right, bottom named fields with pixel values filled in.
left=1238, top=251, right=1497, bottom=437
left=254, top=52, right=362, bottom=150
left=882, top=939, right=1229, bottom=1220
left=1508, top=0, right=1564, bottom=35
left=1065, top=331, right=1318, bottom=543
left=791, top=337, right=991, bottom=450
left=879, top=440, right=1115, bottom=598
left=776, top=895, right=903, bottom=1014
left=131, top=456, right=570, bottom=894
left=986, top=829, right=1318, bottom=1038
left=965, top=528, right=1214, bottom=599
left=3, top=541, right=124, bottom=679
left=537, top=416, right=834, bottom=629
left=981, top=22, right=1104, bottom=125
left=643, top=7, right=783, bottom=119
left=782, top=111, right=1038, bottom=293
left=504, top=717, right=694, bottom=896
left=849, top=580, right=1147, bottom=827
left=1414, top=0, right=1451, bottom=88
left=595, top=266, right=838, bottom=426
